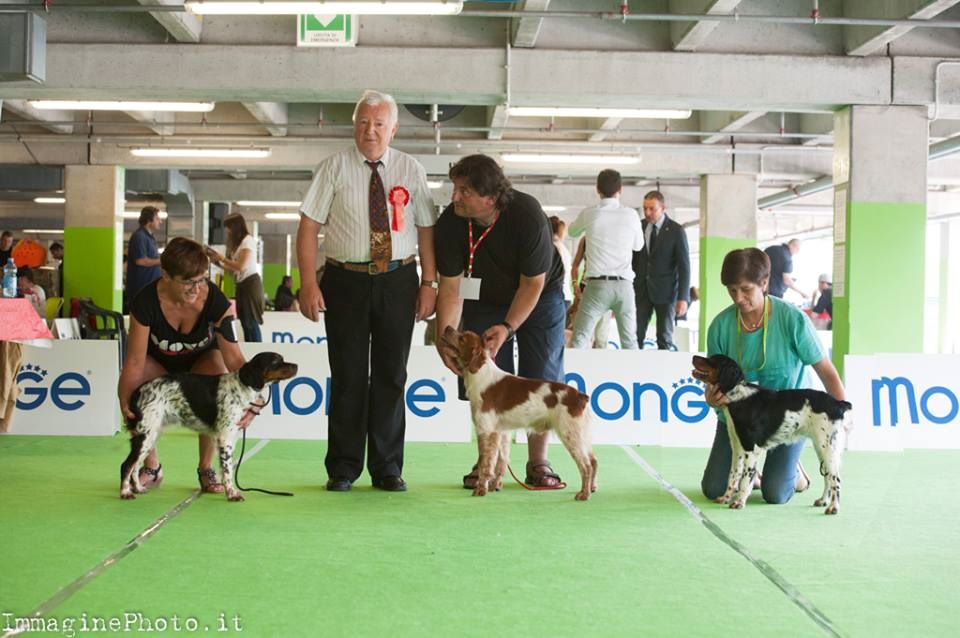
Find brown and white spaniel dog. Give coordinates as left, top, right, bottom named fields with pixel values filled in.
left=440, top=326, right=597, bottom=501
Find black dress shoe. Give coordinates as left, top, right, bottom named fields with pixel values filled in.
left=326, top=477, right=353, bottom=492
left=372, top=476, right=407, bottom=492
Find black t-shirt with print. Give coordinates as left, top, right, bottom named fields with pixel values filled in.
left=130, top=279, right=232, bottom=373
left=435, top=190, right=564, bottom=307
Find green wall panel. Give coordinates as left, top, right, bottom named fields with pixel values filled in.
left=832, top=201, right=925, bottom=377
left=64, top=226, right=121, bottom=312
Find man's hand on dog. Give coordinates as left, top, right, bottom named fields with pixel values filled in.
left=703, top=384, right=730, bottom=408
left=482, top=324, right=509, bottom=358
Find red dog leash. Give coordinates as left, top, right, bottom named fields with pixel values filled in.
left=506, top=464, right=567, bottom=491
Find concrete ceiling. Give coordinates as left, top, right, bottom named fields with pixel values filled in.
left=3, top=0, right=960, bottom=240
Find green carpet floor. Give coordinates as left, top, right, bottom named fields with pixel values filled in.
left=1, top=434, right=957, bottom=637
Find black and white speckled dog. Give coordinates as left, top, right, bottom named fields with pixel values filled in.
left=692, top=354, right=853, bottom=515
left=120, top=352, right=298, bottom=501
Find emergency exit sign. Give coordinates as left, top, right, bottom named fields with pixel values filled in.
left=297, top=14, right=356, bottom=47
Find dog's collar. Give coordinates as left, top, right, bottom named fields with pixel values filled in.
left=247, top=398, right=268, bottom=416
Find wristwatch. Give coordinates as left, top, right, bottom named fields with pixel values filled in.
left=498, top=321, right=516, bottom=340
left=420, top=279, right=438, bottom=290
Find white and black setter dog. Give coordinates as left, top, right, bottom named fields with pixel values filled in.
left=120, top=352, right=298, bottom=501
left=441, top=326, right=597, bottom=501
left=692, top=354, right=853, bottom=514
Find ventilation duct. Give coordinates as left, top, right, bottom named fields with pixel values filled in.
left=0, top=13, right=46, bottom=83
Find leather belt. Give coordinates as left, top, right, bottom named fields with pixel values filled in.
left=586, top=275, right=626, bottom=281
left=326, top=255, right=416, bottom=275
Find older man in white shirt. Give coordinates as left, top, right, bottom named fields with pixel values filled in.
left=567, top=169, right=644, bottom=349
left=297, top=90, right=438, bottom=493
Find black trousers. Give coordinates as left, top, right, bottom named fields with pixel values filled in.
left=321, top=262, right=418, bottom=481
left=635, top=293, right=676, bottom=350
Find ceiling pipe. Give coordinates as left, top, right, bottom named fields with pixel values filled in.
left=0, top=120, right=830, bottom=140
left=3, top=4, right=960, bottom=29
left=759, top=136, right=960, bottom=209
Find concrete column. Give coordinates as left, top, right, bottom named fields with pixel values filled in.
left=166, top=215, right=194, bottom=240
left=831, top=105, right=928, bottom=377
left=698, top=174, right=758, bottom=350
left=64, top=165, right=124, bottom=311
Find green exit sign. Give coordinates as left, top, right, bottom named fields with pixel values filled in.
left=297, top=14, right=356, bottom=47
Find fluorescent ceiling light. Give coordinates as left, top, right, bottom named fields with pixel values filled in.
left=237, top=200, right=302, bottom=207
left=22, top=229, right=63, bottom=235
left=29, top=100, right=215, bottom=112
left=507, top=107, right=692, bottom=120
left=34, top=197, right=66, bottom=204
left=122, top=211, right=169, bottom=219
left=265, top=213, right=303, bottom=221
left=426, top=181, right=443, bottom=189
left=501, top=153, right=640, bottom=166
left=131, top=148, right=271, bottom=159
left=186, top=1, right=463, bottom=15
left=542, top=205, right=567, bottom=212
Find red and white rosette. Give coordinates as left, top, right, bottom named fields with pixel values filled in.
left=388, top=186, right=410, bottom=232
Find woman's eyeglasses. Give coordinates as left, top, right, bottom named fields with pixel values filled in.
left=176, top=276, right=206, bottom=291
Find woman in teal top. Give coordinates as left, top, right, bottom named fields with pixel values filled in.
left=700, top=248, right=846, bottom=504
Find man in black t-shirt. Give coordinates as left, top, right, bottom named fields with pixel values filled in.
left=764, top=239, right=808, bottom=300
left=434, top=154, right=567, bottom=490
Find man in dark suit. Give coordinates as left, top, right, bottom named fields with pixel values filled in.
left=633, top=190, right=691, bottom=350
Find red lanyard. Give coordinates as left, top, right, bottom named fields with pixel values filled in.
left=467, top=215, right=498, bottom=277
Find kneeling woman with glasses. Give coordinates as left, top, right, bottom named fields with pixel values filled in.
left=118, top=237, right=250, bottom=494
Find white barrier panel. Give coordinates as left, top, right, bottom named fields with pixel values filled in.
left=260, top=311, right=428, bottom=346
left=25, top=341, right=959, bottom=452
left=239, top=342, right=472, bottom=442
left=240, top=344, right=716, bottom=447
left=845, top=354, right=960, bottom=451
left=10, top=341, right=121, bottom=435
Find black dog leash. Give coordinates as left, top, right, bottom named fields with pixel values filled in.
left=234, top=399, right=294, bottom=497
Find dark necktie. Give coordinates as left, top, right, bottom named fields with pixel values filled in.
left=366, top=160, right=392, bottom=273
left=648, top=223, right=658, bottom=255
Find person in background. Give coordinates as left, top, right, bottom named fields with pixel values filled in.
left=676, top=286, right=699, bottom=322
left=17, top=266, right=46, bottom=318
left=633, top=190, right=691, bottom=350
left=49, top=242, right=64, bottom=297
left=1, top=231, right=14, bottom=265
left=567, top=169, right=644, bottom=350
left=764, top=239, right=808, bottom=300
left=812, top=274, right=833, bottom=318
left=549, top=216, right=574, bottom=313
left=569, top=235, right=613, bottom=348
left=274, top=275, right=299, bottom=312
left=125, top=206, right=163, bottom=310
left=207, top=213, right=264, bottom=343
left=297, top=89, right=438, bottom=493
left=700, top=248, right=845, bottom=505
left=117, top=237, right=250, bottom=494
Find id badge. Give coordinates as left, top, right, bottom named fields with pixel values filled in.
left=459, top=277, right=481, bottom=301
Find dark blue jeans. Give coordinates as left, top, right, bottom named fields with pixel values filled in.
left=701, top=420, right=805, bottom=504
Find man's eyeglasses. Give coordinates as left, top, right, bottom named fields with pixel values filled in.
left=176, top=276, right=206, bottom=291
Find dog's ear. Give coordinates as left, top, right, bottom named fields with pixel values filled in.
left=466, top=335, right=486, bottom=374
left=715, top=357, right=744, bottom=392
left=238, top=356, right=267, bottom=390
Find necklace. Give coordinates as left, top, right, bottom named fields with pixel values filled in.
left=739, top=312, right=763, bottom=332
left=736, top=296, right=769, bottom=373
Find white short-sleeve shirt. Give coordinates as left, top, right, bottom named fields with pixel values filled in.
left=232, top=234, right=258, bottom=283
left=300, top=146, right=437, bottom=262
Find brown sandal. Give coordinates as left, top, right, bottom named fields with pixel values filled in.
left=197, top=467, right=225, bottom=494
left=139, top=465, right=163, bottom=491
left=524, top=461, right=564, bottom=489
